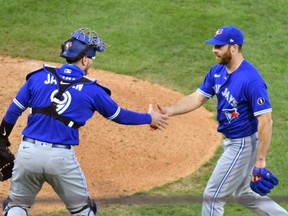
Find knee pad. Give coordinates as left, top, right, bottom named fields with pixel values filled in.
left=2, top=198, right=28, bottom=216
left=71, top=199, right=98, bottom=216
left=2, top=199, right=9, bottom=216
left=90, top=199, right=97, bottom=215
left=3, top=206, right=28, bottom=216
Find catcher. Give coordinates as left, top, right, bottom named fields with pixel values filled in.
left=1, top=27, right=168, bottom=216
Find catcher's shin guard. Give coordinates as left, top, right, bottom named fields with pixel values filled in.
left=2, top=198, right=9, bottom=216
left=71, top=199, right=98, bottom=216
left=2, top=199, right=28, bottom=216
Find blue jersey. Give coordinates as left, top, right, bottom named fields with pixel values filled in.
left=4, top=64, right=151, bottom=145
left=197, top=60, right=272, bottom=138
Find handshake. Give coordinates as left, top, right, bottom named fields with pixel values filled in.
left=148, top=104, right=170, bottom=130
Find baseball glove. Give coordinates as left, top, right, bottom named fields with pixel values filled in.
left=250, top=167, right=279, bottom=196
left=0, top=138, right=14, bottom=181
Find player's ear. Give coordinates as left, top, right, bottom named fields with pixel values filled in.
left=81, top=56, right=87, bottom=67
left=230, top=44, right=237, bottom=54
left=232, top=44, right=241, bottom=53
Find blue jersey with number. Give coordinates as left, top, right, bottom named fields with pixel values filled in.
left=4, top=64, right=151, bottom=145
left=197, top=59, right=272, bottom=138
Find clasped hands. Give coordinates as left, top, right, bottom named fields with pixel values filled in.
left=148, top=104, right=169, bottom=130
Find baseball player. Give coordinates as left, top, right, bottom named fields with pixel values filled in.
left=0, top=27, right=168, bottom=216
left=158, top=26, right=288, bottom=215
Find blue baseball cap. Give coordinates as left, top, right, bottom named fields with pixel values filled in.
left=60, top=27, right=106, bottom=60
left=205, top=26, right=244, bottom=45
left=61, top=39, right=97, bottom=59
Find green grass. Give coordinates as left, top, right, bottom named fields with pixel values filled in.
left=0, top=0, right=287, bottom=215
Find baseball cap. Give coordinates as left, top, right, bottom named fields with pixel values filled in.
left=205, top=26, right=244, bottom=45
left=61, top=39, right=97, bottom=59
left=60, top=27, right=106, bottom=60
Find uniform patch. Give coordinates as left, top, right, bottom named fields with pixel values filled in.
left=257, top=97, right=265, bottom=105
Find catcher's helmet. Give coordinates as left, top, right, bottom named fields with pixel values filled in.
left=60, top=27, right=107, bottom=61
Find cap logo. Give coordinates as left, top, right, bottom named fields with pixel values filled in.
left=65, top=42, right=73, bottom=50
left=230, top=39, right=234, bottom=42
left=215, top=29, right=223, bottom=36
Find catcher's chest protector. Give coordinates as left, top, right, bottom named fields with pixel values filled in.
left=31, top=66, right=93, bottom=128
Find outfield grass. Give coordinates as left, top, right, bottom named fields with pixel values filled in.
left=0, top=0, right=287, bottom=215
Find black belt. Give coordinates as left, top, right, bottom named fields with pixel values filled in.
left=23, top=136, right=71, bottom=149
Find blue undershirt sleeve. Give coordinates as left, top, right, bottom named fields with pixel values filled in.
left=3, top=81, right=29, bottom=124
left=3, top=102, right=25, bottom=124
left=93, top=86, right=152, bottom=125
left=111, top=107, right=152, bottom=125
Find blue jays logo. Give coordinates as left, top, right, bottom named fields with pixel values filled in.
left=50, top=90, right=72, bottom=114
left=223, top=108, right=239, bottom=123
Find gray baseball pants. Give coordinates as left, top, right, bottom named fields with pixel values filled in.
left=202, top=133, right=288, bottom=216
left=3, top=139, right=93, bottom=215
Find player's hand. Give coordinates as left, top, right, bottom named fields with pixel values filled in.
left=157, top=104, right=172, bottom=116
left=148, top=104, right=168, bottom=130
left=250, top=167, right=279, bottom=196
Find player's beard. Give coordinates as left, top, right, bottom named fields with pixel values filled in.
left=218, top=46, right=232, bottom=65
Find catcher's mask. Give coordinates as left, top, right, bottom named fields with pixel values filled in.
left=60, top=27, right=107, bottom=62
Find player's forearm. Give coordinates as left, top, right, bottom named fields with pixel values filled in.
left=0, top=101, right=23, bottom=139
left=4, top=94, right=28, bottom=126
left=168, top=92, right=208, bottom=116
left=256, top=113, right=273, bottom=168
left=112, top=107, right=152, bottom=125
left=0, top=119, right=15, bottom=139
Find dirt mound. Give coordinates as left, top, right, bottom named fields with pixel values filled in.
left=0, top=55, right=221, bottom=214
